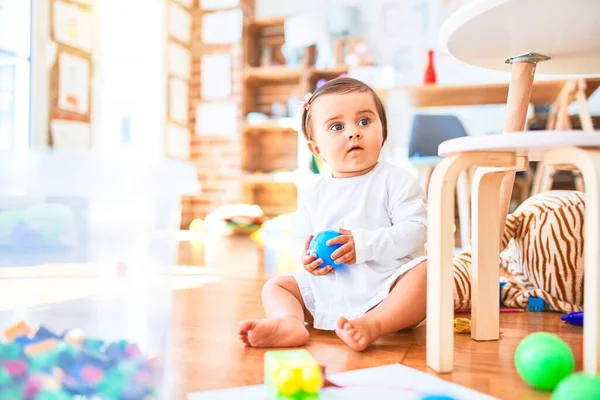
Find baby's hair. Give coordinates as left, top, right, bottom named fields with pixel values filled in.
left=301, top=77, right=388, bottom=144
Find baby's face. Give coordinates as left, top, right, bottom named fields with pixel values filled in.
left=308, top=92, right=383, bottom=178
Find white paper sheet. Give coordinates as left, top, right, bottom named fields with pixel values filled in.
left=168, top=3, right=192, bottom=44
left=195, top=101, right=238, bottom=137
left=165, top=123, right=190, bottom=159
left=50, top=119, right=90, bottom=149
left=169, top=77, right=189, bottom=125
left=187, top=364, right=499, bottom=400
left=202, top=9, right=243, bottom=45
left=52, top=0, right=92, bottom=52
left=58, top=52, right=90, bottom=115
left=200, top=0, right=239, bottom=10
left=201, top=53, right=231, bottom=100
left=168, top=43, right=191, bottom=80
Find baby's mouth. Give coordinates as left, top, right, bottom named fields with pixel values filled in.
left=348, top=145, right=363, bottom=153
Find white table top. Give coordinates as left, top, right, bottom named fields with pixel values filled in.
left=439, top=0, right=600, bottom=74
left=438, top=131, right=600, bottom=161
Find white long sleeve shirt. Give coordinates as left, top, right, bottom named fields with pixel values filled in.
left=290, top=161, right=428, bottom=330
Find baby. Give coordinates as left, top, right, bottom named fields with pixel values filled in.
left=238, top=77, right=428, bottom=351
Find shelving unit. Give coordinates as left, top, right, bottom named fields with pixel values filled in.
left=241, top=17, right=347, bottom=217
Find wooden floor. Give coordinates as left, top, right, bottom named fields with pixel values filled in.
left=174, top=234, right=584, bottom=400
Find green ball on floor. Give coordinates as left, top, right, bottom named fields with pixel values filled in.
left=514, top=332, right=574, bottom=391
left=551, top=373, right=600, bottom=400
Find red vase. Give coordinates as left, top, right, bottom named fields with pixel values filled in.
left=424, top=49, right=437, bottom=84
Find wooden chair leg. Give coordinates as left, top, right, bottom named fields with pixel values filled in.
left=531, top=163, right=545, bottom=196
left=541, top=167, right=556, bottom=192
left=427, top=152, right=517, bottom=373
left=576, top=78, right=594, bottom=132
left=575, top=172, right=585, bottom=191
left=498, top=61, right=536, bottom=235
left=456, top=169, right=471, bottom=248
left=544, top=147, right=600, bottom=374
left=419, top=167, right=434, bottom=195
left=470, top=168, right=504, bottom=341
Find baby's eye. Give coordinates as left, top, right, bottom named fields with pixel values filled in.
left=330, top=123, right=343, bottom=131
left=358, top=118, right=370, bottom=126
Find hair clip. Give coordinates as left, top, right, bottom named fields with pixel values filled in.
left=303, top=92, right=313, bottom=111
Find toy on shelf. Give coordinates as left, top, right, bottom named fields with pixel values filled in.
left=527, top=296, right=545, bottom=312
left=423, top=49, right=436, bottom=85
left=0, top=320, right=157, bottom=399
left=204, top=204, right=266, bottom=235
left=309, top=230, right=345, bottom=269
left=264, top=349, right=324, bottom=400
left=561, top=311, right=584, bottom=327
left=514, top=332, right=574, bottom=391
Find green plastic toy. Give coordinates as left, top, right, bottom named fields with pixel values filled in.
left=264, top=349, right=323, bottom=399
left=514, top=332, right=574, bottom=391
left=551, top=372, right=600, bottom=400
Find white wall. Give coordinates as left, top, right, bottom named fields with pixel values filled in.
left=256, top=0, right=600, bottom=160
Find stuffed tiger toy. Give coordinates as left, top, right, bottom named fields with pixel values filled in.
left=453, top=190, right=585, bottom=313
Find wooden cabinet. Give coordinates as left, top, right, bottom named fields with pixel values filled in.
left=241, top=17, right=347, bottom=217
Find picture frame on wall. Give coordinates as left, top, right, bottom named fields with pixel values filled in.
left=52, top=0, right=92, bottom=52
left=168, top=2, right=192, bottom=44
left=57, top=51, right=90, bottom=116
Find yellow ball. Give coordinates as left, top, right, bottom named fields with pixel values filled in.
left=274, top=367, right=300, bottom=396
left=301, top=366, right=324, bottom=394
left=189, top=218, right=205, bottom=232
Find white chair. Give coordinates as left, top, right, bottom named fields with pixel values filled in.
left=426, top=0, right=600, bottom=375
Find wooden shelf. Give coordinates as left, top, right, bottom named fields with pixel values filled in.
left=241, top=15, right=351, bottom=217
left=244, top=66, right=350, bottom=84
left=245, top=66, right=301, bottom=83
left=377, top=77, right=600, bottom=108
left=246, top=17, right=285, bottom=31
left=309, top=66, right=348, bottom=79
left=243, top=120, right=299, bottom=134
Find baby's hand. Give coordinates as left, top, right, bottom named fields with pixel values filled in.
left=328, top=228, right=356, bottom=265
left=302, top=234, right=333, bottom=276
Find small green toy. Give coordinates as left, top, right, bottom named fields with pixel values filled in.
left=264, top=349, right=324, bottom=399
left=514, top=332, right=574, bottom=391
left=551, top=372, right=600, bottom=400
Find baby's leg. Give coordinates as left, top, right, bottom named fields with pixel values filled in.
left=336, top=260, right=427, bottom=351
left=238, top=275, right=310, bottom=348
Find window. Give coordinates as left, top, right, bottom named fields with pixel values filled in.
left=0, top=0, right=31, bottom=151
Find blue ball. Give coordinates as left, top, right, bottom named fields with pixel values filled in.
left=420, top=396, right=457, bottom=400
left=309, top=230, right=344, bottom=268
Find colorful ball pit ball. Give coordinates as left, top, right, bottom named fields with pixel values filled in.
left=309, top=230, right=344, bottom=269
left=551, top=372, right=600, bottom=400
left=514, top=332, right=574, bottom=391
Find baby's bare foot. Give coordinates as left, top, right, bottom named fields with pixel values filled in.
left=237, top=317, right=309, bottom=348
left=335, top=315, right=380, bottom=351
